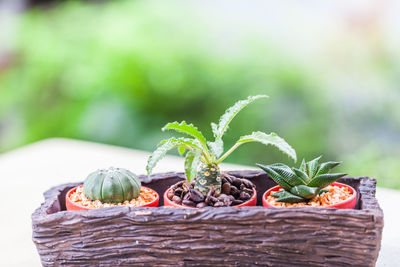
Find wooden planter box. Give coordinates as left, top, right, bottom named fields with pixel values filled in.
left=32, top=171, right=383, bottom=266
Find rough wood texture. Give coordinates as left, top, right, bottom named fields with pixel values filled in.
left=32, top=171, right=383, bottom=266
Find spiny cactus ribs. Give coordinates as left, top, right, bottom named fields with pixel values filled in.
left=83, top=167, right=141, bottom=203
left=257, top=156, right=347, bottom=203
left=194, top=163, right=222, bottom=196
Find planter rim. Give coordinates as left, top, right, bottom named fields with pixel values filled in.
left=163, top=185, right=257, bottom=208
left=66, top=185, right=159, bottom=211
left=262, top=182, right=357, bottom=209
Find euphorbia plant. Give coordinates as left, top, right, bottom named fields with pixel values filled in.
left=257, top=156, right=347, bottom=203
left=146, top=95, right=297, bottom=196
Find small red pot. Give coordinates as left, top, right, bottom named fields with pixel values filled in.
left=262, top=182, right=357, bottom=209
left=66, top=186, right=159, bottom=211
left=163, top=186, right=257, bottom=208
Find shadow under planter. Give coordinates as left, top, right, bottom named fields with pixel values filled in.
left=32, top=171, right=383, bottom=266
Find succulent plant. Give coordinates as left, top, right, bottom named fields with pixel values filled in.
left=146, top=95, right=297, bottom=196
left=83, top=167, right=141, bottom=203
left=257, top=156, right=347, bottom=203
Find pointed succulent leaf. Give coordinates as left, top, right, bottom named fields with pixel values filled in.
left=300, top=159, right=307, bottom=173
left=236, top=131, right=297, bottom=162
left=269, top=164, right=305, bottom=186
left=208, top=139, right=224, bottom=159
left=184, top=150, right=202, bottom=182
left=271, top=191, right=285, bottom=198
left=214, top=95, right=268, bottom=140
left=256, top=164, right=292, bottom=191
left=146, top=137, right=201, bottom=177
left=308, top=173, right=347, bottom=188
left=275, top=191, right=305, bottom=203
left=307, top=156, right=322, bottom=178
left=292, top=168, right=310, bottom=184
left=290, top=185, right=319, bottom=199
left=316, top=161, right=341, bottom=176
left=162, top=121, right=207, bottom=147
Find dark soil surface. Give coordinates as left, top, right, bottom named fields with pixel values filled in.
left=167, top=173, right=255, bottom=207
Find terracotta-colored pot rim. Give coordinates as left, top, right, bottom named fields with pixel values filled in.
left=262, top=182, right=357, bottom=209
left=66, top=185, right=159, bottom=211
left=163, top=185, right=257, bottom=208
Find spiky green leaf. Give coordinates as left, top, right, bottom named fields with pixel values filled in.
left=300, top=159, right=307, bottom=172
left=292, top=168, right=310, bottom=184
left=184, top=150, right=202, bottom=182
left=308, top=173, right=347, bottom=188
left=146, top=138, right=201, bottom=177
left=316, top=161, right=341, bottom=176
left=290, top=185, right=319, bottom=199
left=256, top=164, right=292, bottom=191
left=211, top=122, right=219, bottom=138
left=162, top=121, right=207, bottom=147
left=276, top=191, right=305, bottom=203
left=214, top=95, right=268, bottom=140
left=178, top=147, right=186, bottom=156
left=307, top=156, right=322, bottom=178
left=208, top=139, right=224, bottom=159
left=237, top=131, right=297, bottom=162
left=271, top=191, right=285, bottom=198
left=269, top=165, right=305, bottom=186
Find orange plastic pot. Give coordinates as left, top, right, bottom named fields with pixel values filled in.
left=163, top=186, right=257, bottom=208
left=262, top=182, right=357, bottom=209
left=66, top=186, right=159, bottom=211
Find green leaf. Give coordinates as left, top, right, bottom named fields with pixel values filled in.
left=306, top=156, right=322, bottom=178
left=208, top=139, right=224, bottom=159
left=275, top=191, right=305, bottom=203
left=299, top=159, right=307, bottom=172
left=269, top=165, right=305, bottom=186
left=178, top=147, right=186, bottom=156
left=237, top=131, right=297, bottom=162
left=290, top=185, right=319, bottom=199
left=146, top=137, right=201, bottom=177
left=184, top=150, right=202, bottom=182
left=308, top=173, right=347, bottom=188
left=316, top=161, right=341, bottom=176
left=292, top=168, right=310, bottom=184
left=256, top=164, right=292, bottom=191
left=214, top=95, right=268, bottom=140
left=271, top=191, right=285, bottom=198
left=162, top=121, right=207, bottom=147
left=211, top=122, right=219, bottom=138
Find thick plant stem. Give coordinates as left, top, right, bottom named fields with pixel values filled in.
left=215, top=143, right=241, bottom=164
left=194, top=163, right=222, bottom=196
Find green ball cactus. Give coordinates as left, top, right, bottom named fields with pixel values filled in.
left=257, top=156, right=347, bottom=203
left=83, top=167, right=141, bottom=203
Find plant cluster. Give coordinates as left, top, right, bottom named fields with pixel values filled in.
left=257, top=156, right=347, bottom=203
left=146, top=95, right=297, bottom=196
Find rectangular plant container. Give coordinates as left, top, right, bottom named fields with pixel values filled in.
left=32, top=171, right=383, bottom=266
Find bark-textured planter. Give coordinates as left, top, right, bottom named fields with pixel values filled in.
left=32, top=171, right=383, bottom=266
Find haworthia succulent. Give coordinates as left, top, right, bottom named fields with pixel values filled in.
left=258, top=156, right=348, bottom=203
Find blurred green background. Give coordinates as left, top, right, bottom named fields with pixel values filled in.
left=0, top=1, right=399, bottom=188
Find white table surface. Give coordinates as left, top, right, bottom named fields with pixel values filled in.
left=0, top=138, right=398, bottom=266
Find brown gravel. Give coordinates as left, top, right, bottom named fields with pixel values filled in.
left=69, top=185, right=157, bottom=208
left=266, top=185, right=353, bottom=207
